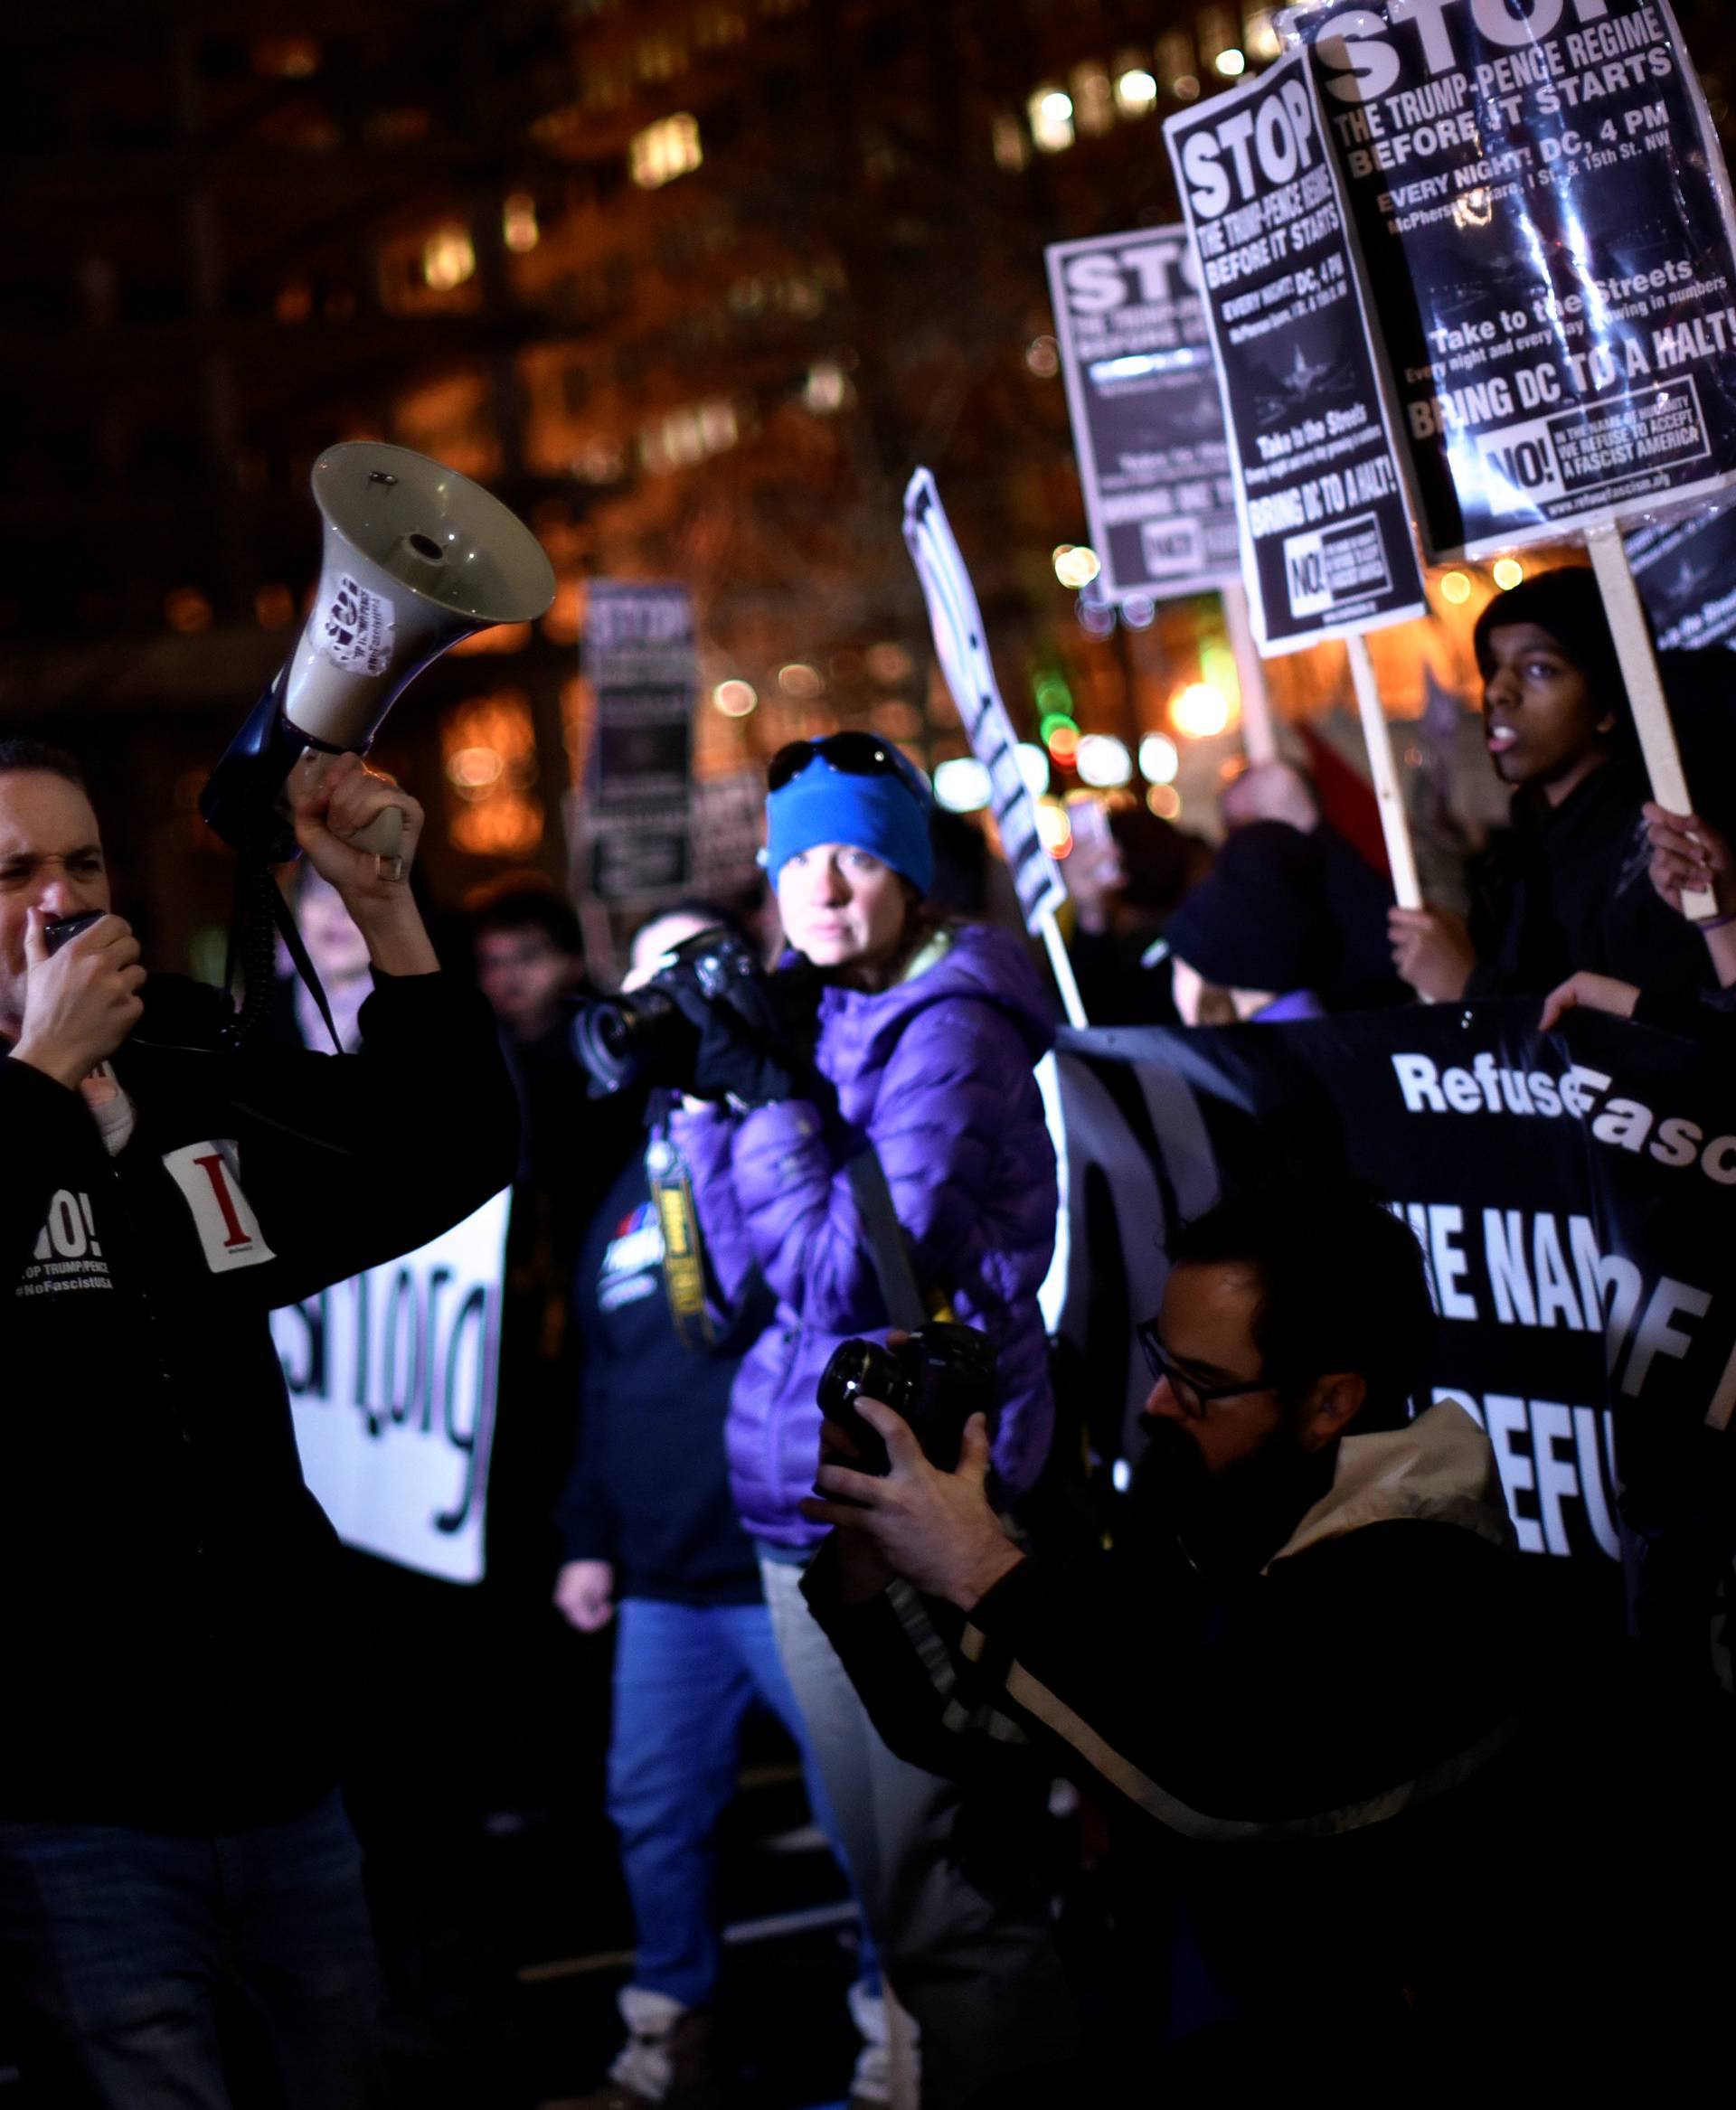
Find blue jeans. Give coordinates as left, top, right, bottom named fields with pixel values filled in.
left=608, top=1594, right=877, bottom=2007
left=0, top=1790, right=380, bottom=2109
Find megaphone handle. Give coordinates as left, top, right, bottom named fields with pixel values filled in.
left=294, top=750, right=408, bottom=881
left=349, top=803, right=405, bottom=876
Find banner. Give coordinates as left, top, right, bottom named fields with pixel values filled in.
left=1048, top=1003, right=1736, bottom=1652
left=1626, top=498, right=1736, bottom=649
left=1287, top=0, right=1736, bottom=559
left=274, top=1190, right=509, bottom=1584
left=583, top=580, right=696, bottom=901
left=1044, top=226, right=1241, bottom=602
left=903, top=468, right=1069, bottom=931
left=1165, top=44, right=1429, bottom=652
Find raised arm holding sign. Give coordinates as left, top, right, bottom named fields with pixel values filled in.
left=1285, top=0, right=1736, bottom=921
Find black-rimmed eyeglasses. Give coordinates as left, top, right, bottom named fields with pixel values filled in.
left=1136, top=1320, right=1274, bottom=1418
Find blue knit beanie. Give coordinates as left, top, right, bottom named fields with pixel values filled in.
left=765, top=751, right=935, bottom=893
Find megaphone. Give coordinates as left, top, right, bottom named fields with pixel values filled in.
left=200, top=442, right=557, bottom=866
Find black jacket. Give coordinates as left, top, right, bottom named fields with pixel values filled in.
left=2, top=968, right=517, bottom=1832
left=555, top=1126, right=765, bottom=1605
left=804, top=1403, right=1549, bottom=2060
left=1467, top=760, right=1713, bottom=999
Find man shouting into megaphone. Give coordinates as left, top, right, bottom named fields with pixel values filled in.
left=0, top=739, right=517, bottom=2108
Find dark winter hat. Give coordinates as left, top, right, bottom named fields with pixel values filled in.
left=1472, top=565, right=1629, bottom=730
left=1161, top=821, right=1335, bottom=996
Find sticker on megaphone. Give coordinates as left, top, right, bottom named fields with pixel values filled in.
left=318, top=573, right=396, bottom=681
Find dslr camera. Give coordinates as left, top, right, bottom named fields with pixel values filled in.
left=817, top=1323, right=998, bottom=1476
left=571, top=925, right=810, bottom=1096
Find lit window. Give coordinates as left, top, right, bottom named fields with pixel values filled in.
left=1156, top=30, right=1195, bottom=90
left=637, top=35, right=685, bottom=83
left=1115, top=68, right=1159, bottom=117
left=442, top=692, right=544, bottom=856
left=992, top=112, right=1029, bottom=172
left=1198, top=5, right=1240, bottom=76
left=252, top=34, right=320, bottom=79
left=503, top=193, right=539, bottom=252
left=1071, top=63, right=1115, bottom=137
left=804, top=360, right=849, bottom=413
left=1244, top=9, right=1282, bottom=64
left=1028, top=87, right=1074, bottom=154
left=630, top=113, right=703, bottom=190
left=422, top=228, right=476, bottom=291
left=165, top=588, right=213, bottom=636
left=698, top=400, right=738, bottom=452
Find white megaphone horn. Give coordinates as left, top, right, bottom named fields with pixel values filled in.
left=200, top=441, right=557, bottom=866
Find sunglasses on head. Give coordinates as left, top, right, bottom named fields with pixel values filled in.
left=767, top=731, right=925, bottom=797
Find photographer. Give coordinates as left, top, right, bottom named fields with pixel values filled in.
left=0, top=740, right=517, bottom=2107
left=665, top=733, right=1072, bottom=2105
left=801, top=1190, right=1564, bottom=2097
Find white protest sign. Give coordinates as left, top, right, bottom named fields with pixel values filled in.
left=274, top=1189, right=509, bottom=1584
left=1287, top=0, right=1736, bottom=560
left=902, top=468, right=1069, bottom=934
left=1165, top=42, right=1429, bottom=655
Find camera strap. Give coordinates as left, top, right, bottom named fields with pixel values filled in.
left=646, top=1131, right=719, bottom=1352
left=844, top=1149, right=929, bottom=1334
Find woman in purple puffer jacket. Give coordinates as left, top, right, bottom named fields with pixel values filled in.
left=669, top=733, right=1072, bottom=2107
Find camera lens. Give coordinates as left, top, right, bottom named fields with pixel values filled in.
left=816, top=1339, right=912, bottom=1421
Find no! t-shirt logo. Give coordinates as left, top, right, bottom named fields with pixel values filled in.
left=161, top=1141, right=277, bottom=1274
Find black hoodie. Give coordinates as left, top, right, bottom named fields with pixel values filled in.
left=1466, top=760, right=1714, bottom=999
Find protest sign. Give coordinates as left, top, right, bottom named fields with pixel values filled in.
left=689, top=767, right=767, bottom=898
left=1626, top=498, right=1736, bottom=649
left=1046, top=1002, right=1736, bottom=1657
left=274, top=1190, right=509, bottom=1584
left=1046, top=226, right=1278, bottom=760
left=1044, top=227, right=1241, bottom=602
left=582, top=580, right=696, bottom=900
left=1165, top=43, right=1429, bottom=655
left=1287, top=0, right=1736, bottom=560
left=903, top=470, right=1079, bottom=1014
